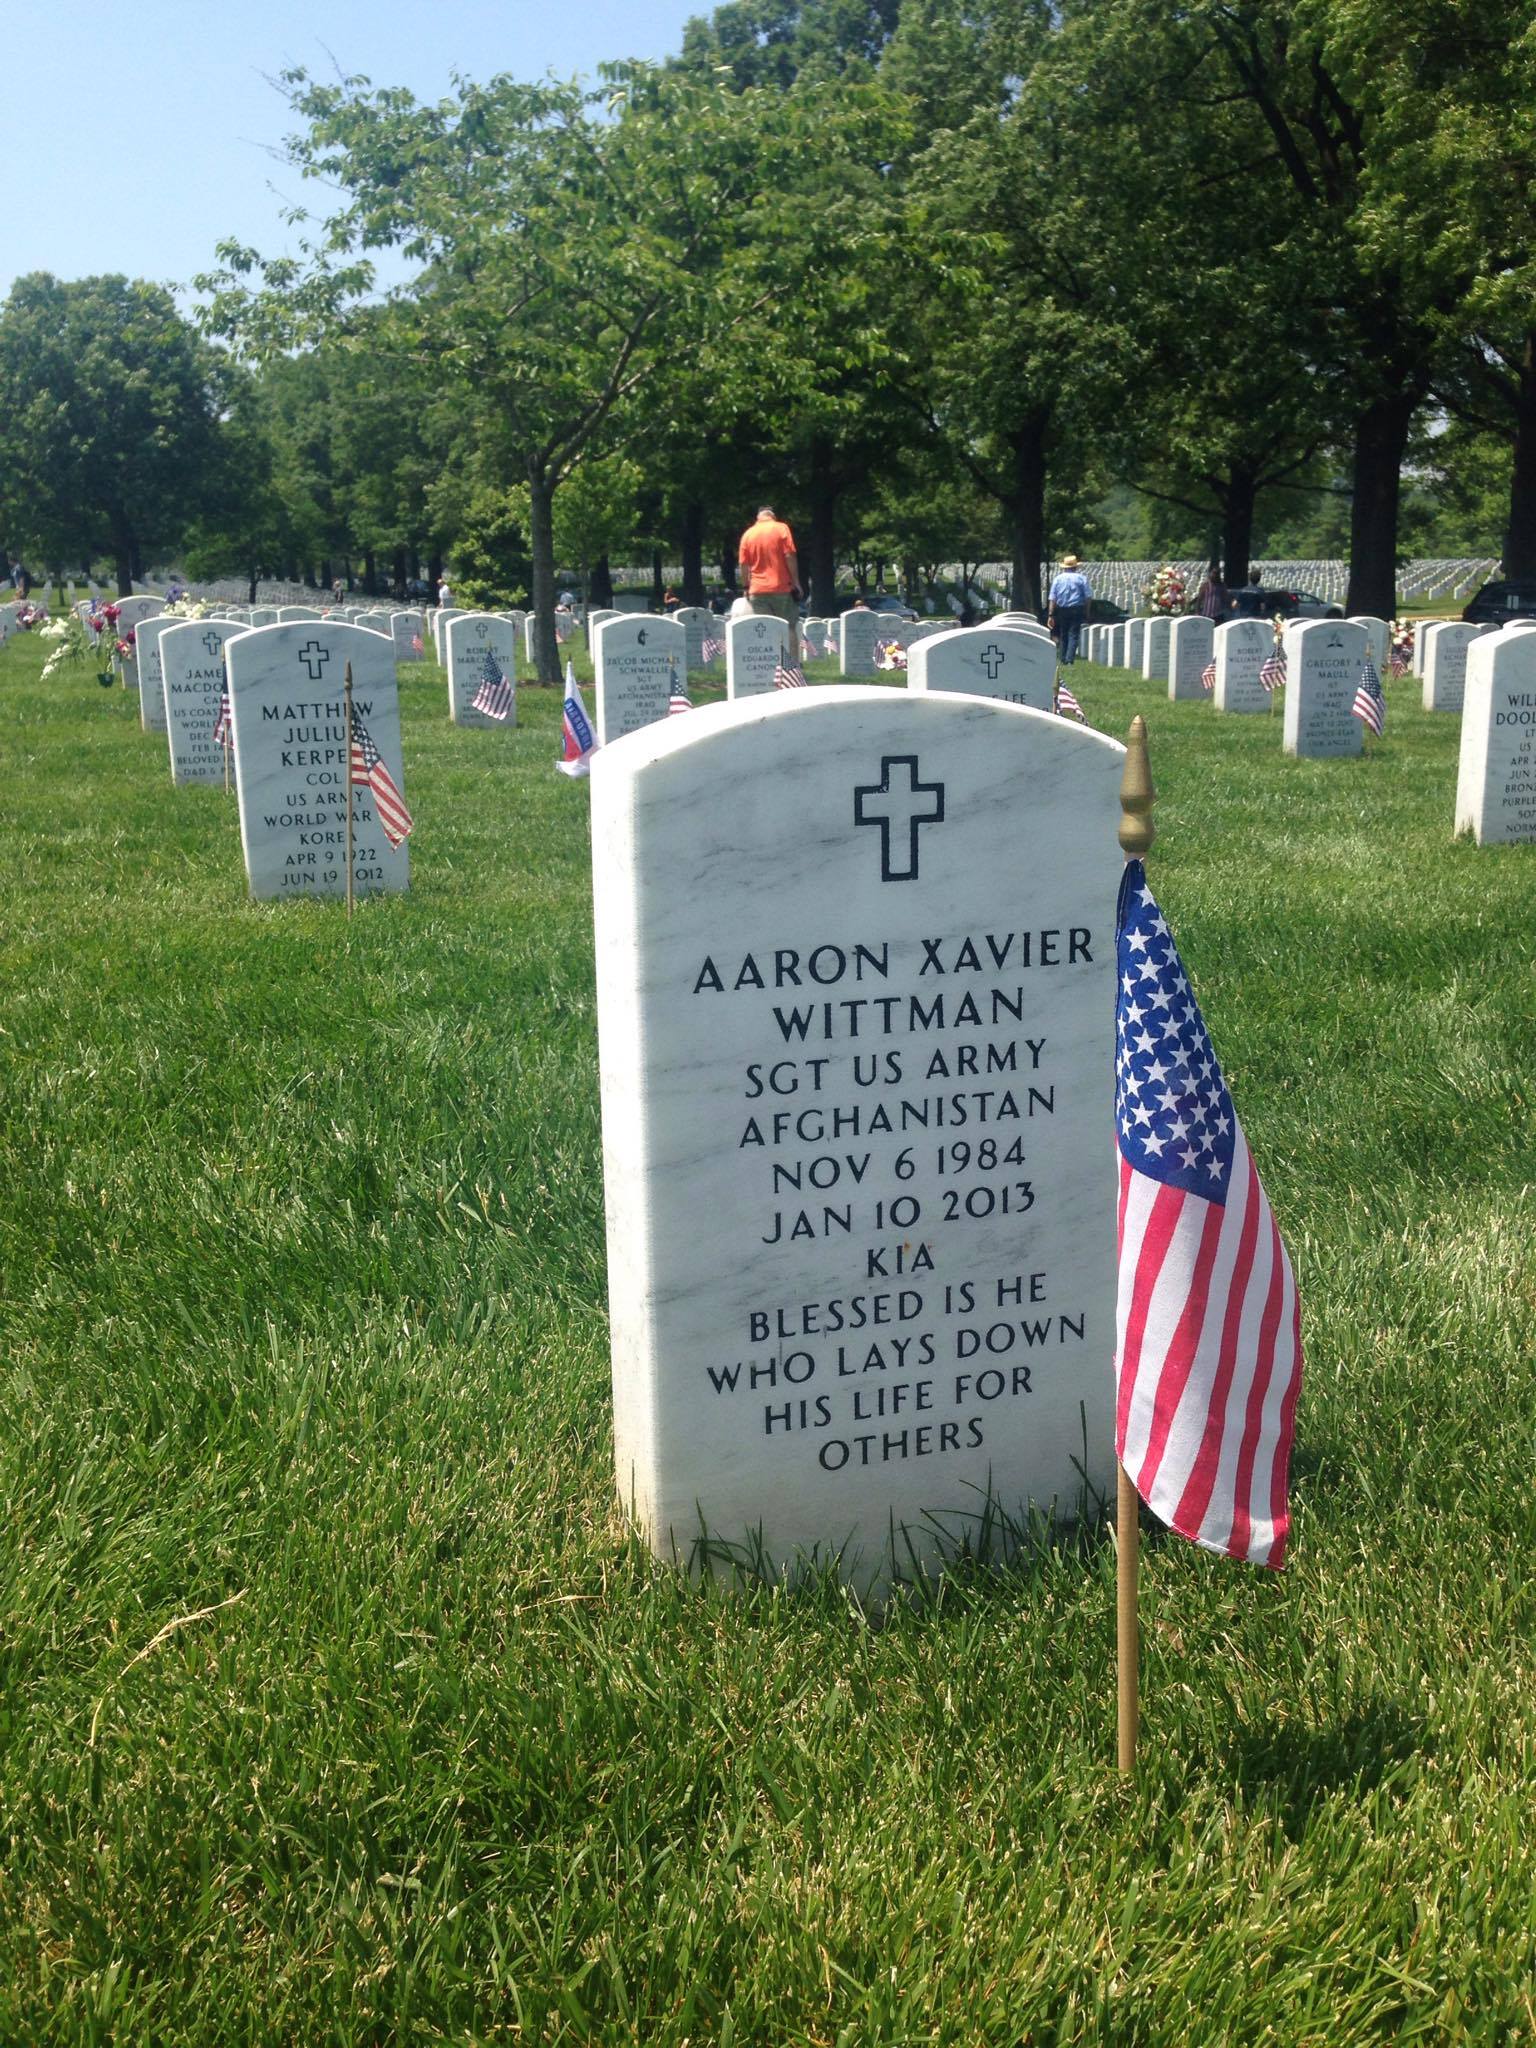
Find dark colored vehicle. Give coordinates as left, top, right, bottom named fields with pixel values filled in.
left=866, top=594, right=918, bottom=619
left=1089, top=597, right=1128, bottom=624
left=1232, top=586, right=1343, bottom=620
left=1461, top=578, right=1536, bottom=624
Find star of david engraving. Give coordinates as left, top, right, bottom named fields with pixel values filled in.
left=297, top=640, right=330, bottom=682
left=979, top=642, right=1006, bottom=680
left=200, top=631, right=223, bottom=658
left=854, top=756, right=946, bottom=882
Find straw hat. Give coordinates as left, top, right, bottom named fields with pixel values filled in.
left=1061, top=553, right=1081, bottom=568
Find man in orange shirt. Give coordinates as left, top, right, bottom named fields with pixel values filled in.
left=737, top=504, right=802, bottom=661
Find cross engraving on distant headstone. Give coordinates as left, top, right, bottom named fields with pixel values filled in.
left=980, top=642, right=1007, bottom=680
left=854, top=755, right=945, bottom=881
left=200, top=631, right=223, bottom=658
left=297, top=640, right=330, bottom=682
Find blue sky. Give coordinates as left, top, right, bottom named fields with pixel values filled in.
left=3, top=0, right=706, bottom=301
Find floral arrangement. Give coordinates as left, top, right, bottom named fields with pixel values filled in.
left=1144, top=565, right=1187, bottom=614
left=39, top=611, right=95, bottom=683
left=1388, top=619, right=1413, bottom=676
left=874, top=639, right=908, bottom=671
left=12, top=601, right=50, bottom=630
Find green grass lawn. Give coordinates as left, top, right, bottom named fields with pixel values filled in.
left=1, top=630, right=1533, bottom=2045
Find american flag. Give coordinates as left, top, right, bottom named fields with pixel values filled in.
left=1054, top=678, right=1085, bottom=721
left=1115, top=861, right=1302, bottom=1567
left=1352, top=656, right=1385, bottom=735
left=349, top=717, right=414, bottom=846
left=774, top=660, right=807, bottom=690
left=668, top=667, right=692, bottom=714
left=1388, top=645, right=1409, bottom=678
left=471, top=646, right=514, bottom=721
left=557, top=661, right=598, bottom=775
left=1258, top=644, right=1286, bottom=691
left=411, top=633, right=424, bottom=655
left=701, top=636, right=724, bottom=664
left=1200, top=658, right=1216, bottom=692
left=212, top=682, right=232, bottom=747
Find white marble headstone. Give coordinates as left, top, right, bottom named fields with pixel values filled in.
left=1348, top=616, right=1390, bottom=671
left=1455, top=629, right=1536, bottom=844
left=1284, top=620, right=1366, bottom=758
left=672, top=606, right=713, bottom=672
left=1125, top=618, right=1147, bottom=671
left=591, top=687, right=1122, bottom=1593
left=726, top=612, right=788, bottom=699
left=1421, top=621, right=1486, bottom=714
left=277, top=606, right=321, bottom=623
left=1140, top=616, right=1172, bottom=683
left=113, top=596, right=163, bottom=697
left=839, top=610, right=890, bottom=677
left=250, top=607, right=279, bottom=627
left=432, top=608, right=466, bottom=663
left=133, top=614, right=179, bottom=733
left=1167, top=617, right=1214, bottom=702
left=594, top=614, right=685, bottom=745
left=906, top=626, right=1054, bottom=709
left=391, top=611, right=424, bottom=663
left=1212, top=619, right=1272, bottom=713
left=227, top=622, right=409, bottom=900
left=445, top=612, right=519, bottom=727
left=162, top=620, right=247, bottom=785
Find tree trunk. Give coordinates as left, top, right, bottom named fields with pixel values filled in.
left=1346, top=391, right=1418, bottom=617
left=393, top=547, right=407, bottom=596
left=807, top=436, right=840, bottom=614
left=651, top=548, right=665, bottom=610
left=529, top=467, right=560, bottom=683
left=1222, top=466, right=1257, bottom=587
left=1504, top=331, right=1536, bottom=579
left=247, top=568, right=259, bottom=604
left=719, top=543, right=737, bottom=593
left=1004, top=413, right=1049, bottom=616
left=363, top=550, right=377, bottom=597
left=113, top=541, right=133, bottom=598
left=590, top=554, right=614, bottom=607
left=681, top=500, right=706, bottom=605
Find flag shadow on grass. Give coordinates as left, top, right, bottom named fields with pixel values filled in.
left=1220, top=1703, right=1429, bottom=1842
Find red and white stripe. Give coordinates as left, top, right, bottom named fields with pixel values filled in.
left=1115, top=1126, right=1301, bottom=1566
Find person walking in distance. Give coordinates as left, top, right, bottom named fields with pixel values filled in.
left=737, top=503, right=802, bottom=662
left=1046, top=553, right=1092, bottom=666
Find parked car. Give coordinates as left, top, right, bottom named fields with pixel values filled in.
left=1461, top=578, right=1536, bottom=623
left=1088, top=597, right=1129, bottom=624
left=1232, top=586, right=1343, bottom=620
left=865, top=594, right=918, bottom=619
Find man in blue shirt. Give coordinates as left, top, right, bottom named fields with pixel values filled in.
left=1047, top=554, right=1092, bottom=665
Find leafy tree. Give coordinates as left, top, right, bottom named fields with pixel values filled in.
left=0, top=274, right=227, bottom=595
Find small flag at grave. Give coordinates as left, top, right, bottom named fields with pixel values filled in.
left=1054, top=678, right=1085, bottom=721
left=557, top=661, right=598, bottom=776
left=471, top=646, right=514, bottom=721
left=773, top=659, right=807, bottom=690
left=1352, top=656, right=1386, bottom=736
left=701, top=635, right=724, bottom=664
left=349, top=718, right=414, bottom=847
left=668, top=665, right=692, bottom=715
left=411, top=634, right=424, bottom=655
left=212, top=683, right=232, bottom=747
left=1114, top=860, right=1302, bottom=1567
left=1258, top=644, right=1286, bottom=691
left=1200, top=658, right=1216, bottom=692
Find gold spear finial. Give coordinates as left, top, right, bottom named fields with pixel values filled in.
left=1118, top=714, right=1155, bottom=861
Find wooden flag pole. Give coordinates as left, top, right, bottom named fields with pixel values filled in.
left=343, top=659, right=356, bottom=922
left=1116, top=714, right=1156, bottom=1774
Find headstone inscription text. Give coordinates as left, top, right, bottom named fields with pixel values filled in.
left=445, top=612, right=518, bottom=727
left=227, top=622, right=409, bottom=900
left=162, top=620, right=246, bottom=785
left=594, top=614, right=685, bottom=745
left=592, top=688, right=1122, bottom=1592
left=1212, top=619, right=1271, bottom=713
left=1455, top=628, right=1536, bottom=844
left=1284, top=620, right=1366, bottom=759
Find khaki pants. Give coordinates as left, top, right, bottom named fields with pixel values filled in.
left=749, top=591, right=800, bottom=663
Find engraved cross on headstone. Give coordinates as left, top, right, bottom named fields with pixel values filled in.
left=980, top=642, right=1007, bottom=680
left=854, top=755, right=946, bottom=882
left=297, top=640, right=330, bottom=682
left=200, top=631, right=223, bottom=659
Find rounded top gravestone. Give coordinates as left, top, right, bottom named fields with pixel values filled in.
left=725, top=611, right=788, bottom=699
left=444, top=612, right=518, bottom=728
left=226, top=621, right=409, bottom=901
left=593, top=613, right=685, bottom=745
left=590, top=686, right=1125, bottom=1595
left=1455, top=627, right=1536, bottom=844
left=906, top=626, right=1055, bottom=709
left=1283, top=619, right=1367, bottom=758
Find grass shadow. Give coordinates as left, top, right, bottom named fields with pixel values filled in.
left=1222, top=1702, right=1429, bottom=1840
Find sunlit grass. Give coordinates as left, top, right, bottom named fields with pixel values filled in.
left=1, top=629, right=1532, bottom=2044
